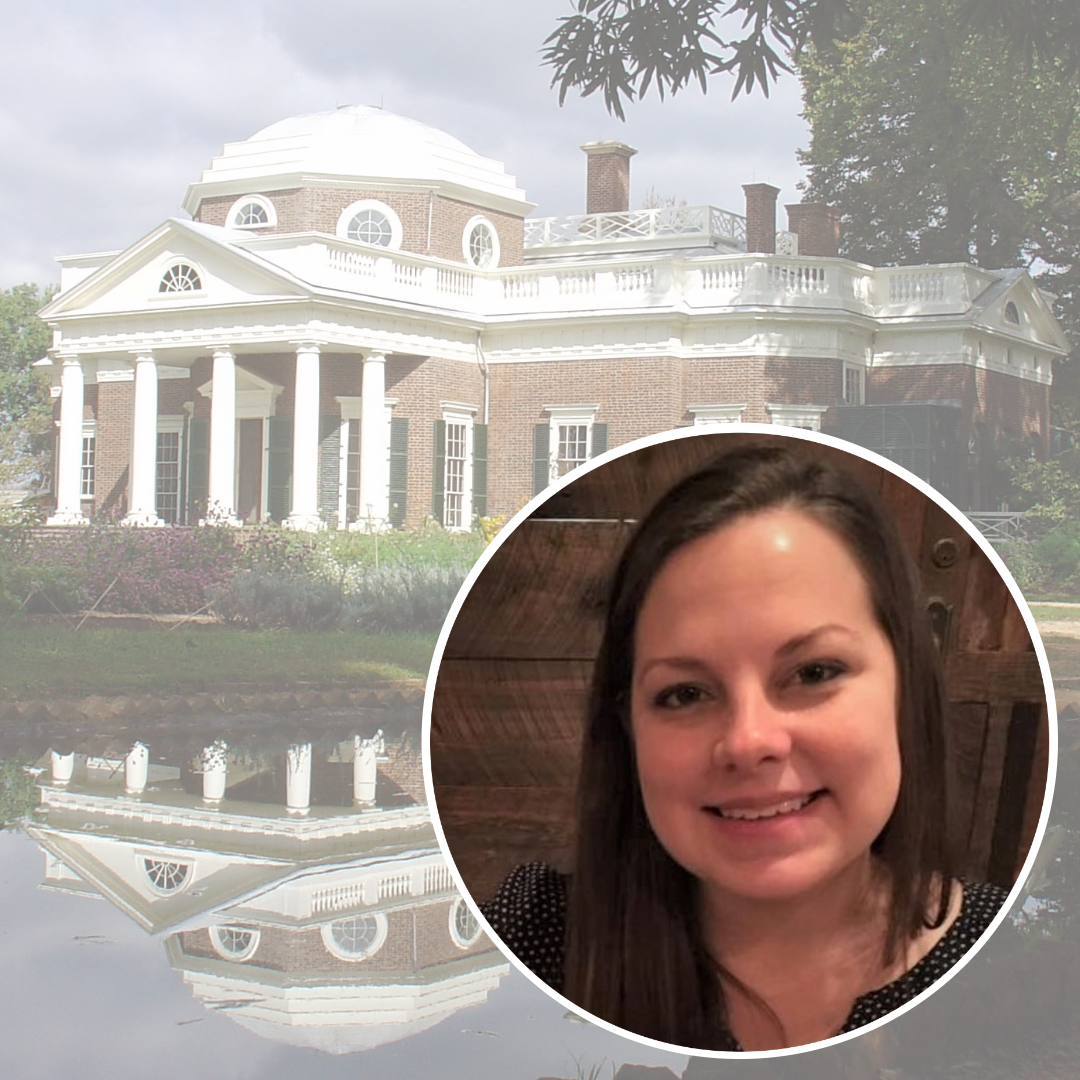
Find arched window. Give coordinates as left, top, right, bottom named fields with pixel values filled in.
left=1004, top=301, right=1021, bottom=325
left=320, top=913, right=388, bottom=961
left=336, top=200, right=403, bottom=249
left=228, top=194, right=276, bottom=229
left=159, top=263, right=201, bottom=293
left=143, top=857, right=191, bottom=893
left=210, top=924, right=261, bottom=961
left=449, top=897, right=482, bottom=948
left=463, top=216, right=499, bottom=269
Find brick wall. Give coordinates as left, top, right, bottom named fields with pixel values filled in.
left=176, top=898, right=494, bottom=975
left=785, top=203, right=841, bottom=258
left=194, top=187, right=524, bottom=267
left=744, top=184, right=780, bottom=254
left=583, top=143, right=636, bottom=214
left=95, top=381, right=133, bottom=519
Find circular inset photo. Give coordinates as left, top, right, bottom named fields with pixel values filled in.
left=424, top=427, right=1055, bottom=1058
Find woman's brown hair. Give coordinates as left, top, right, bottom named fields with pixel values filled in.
left=563, top=442, right=954, bottom=1049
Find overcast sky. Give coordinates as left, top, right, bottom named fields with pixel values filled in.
left=0, top=0, right=810, bottom=288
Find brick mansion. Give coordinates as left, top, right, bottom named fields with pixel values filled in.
left=38, top=105, right=1069, bottom=528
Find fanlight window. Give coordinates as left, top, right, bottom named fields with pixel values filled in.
left=467, top=222, right=495, bottom=268
left=159, top=263, right=201, bottom=293
left=143, top=858, right=191, bottom=893
left=347, top=209, right=393, bottom=247
left=1004, top=301, right=1021, bottom=325
left=210, top=925, right=261, bottom=961
left=450, top=897, right=482, bottom=948
left=322, top=914, right=387, bottom=960
left=234, top=201, right=269, bottom=227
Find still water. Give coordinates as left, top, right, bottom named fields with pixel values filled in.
left=0, top=713, right=687, bottom=1080
left=3, top=710, right=1080, bottom=1080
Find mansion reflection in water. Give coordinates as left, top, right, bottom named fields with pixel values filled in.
left=23, top=728, right=509, bottom=1055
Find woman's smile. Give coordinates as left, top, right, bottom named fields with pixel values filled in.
left=630, top=506, right=902, bottom=910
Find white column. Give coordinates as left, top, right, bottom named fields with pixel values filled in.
left=125, top=742, right=149, bottom=795
left=202, top=740, right=228, bottom=804
left=286, top=743, right=312, bottom=815
left=357, top=352, right=390, bottom=528
left=124, top=353, right=162, bottom=526
left=353, top=733, right=379, bottom=806
left=50, top=750, right=75, bottom=786
left=207, top=347, right=240, bottom=525
left=286, top=342, right=323, bottom=530
left=47, top=356, right=88, bottom=525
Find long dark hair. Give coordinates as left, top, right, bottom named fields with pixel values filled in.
left=563, top=442, right=954, bottom=1049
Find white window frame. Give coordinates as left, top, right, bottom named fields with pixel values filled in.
left=156, top=260, right=204, bottom=296
left=156, top=417, right=185, bottom=524
left=449, top=897, right=483, bottom=949
left=842, top=364, right=865, bottom=406
left=209, top=925, right=262, bottom=962
left=441, top=404, right=475, bottom=531
left=765, top=403, right=829, bottom=432
left=336, top=199, right=403, bottom=250
left=80, top=421, right=96, bottom=500
left=462, top=215, right=500, bottom=269
left=227, top=193, right=277, bottom=230
left=320, top=913, right=388, bottom=962
left=688, top=403, right=746, bottom=426
left=545, top=404, right=598, bottom=484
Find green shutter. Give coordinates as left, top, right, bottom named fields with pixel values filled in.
left=389, top=416, right=409, bottom=529
left=533, top=423, right=550, bottom=496
left=318, top=415, right=340, bottom=526
left=432, top=419, right=446, bottom=524
left=472, top=422, right=488, bottom=523
left=186, top=416, right=209, bottom=523
left=591, top=423, right=608, bottom=459
left=267, top=416, right=293, bottom=523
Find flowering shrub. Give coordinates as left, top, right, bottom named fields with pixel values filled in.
left=10, top=526, right=238, bottom=614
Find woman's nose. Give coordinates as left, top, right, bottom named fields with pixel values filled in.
left=712, top=688, right=793, bottom=771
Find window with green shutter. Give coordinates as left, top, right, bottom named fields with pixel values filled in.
left=266, top=416, right=293, bottom=523
left=389, top=416, right=409, bottom=528
left=432, top=419, right=446, bottom=523
left=533, top=423, right=550, bottom=496
left=186, top=416, right=209, bottom=523
left=472, top=422, right=488, bottom=521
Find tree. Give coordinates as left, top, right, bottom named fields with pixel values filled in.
left=543, top=0, right=1080, bottom=119
left=797, top=0, right=1080, bottom=327
left=0, top=284, right=55, bottom=494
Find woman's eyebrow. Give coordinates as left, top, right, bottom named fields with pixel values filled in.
left=775, top=625, right=857, bottom=658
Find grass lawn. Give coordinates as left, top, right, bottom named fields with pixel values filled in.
left=1029, top=604, right=1080, bottom=622
left=0, top=625, right=437, bottom=700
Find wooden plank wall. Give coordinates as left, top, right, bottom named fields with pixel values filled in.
left=430, top=433, right=1050, bottom=901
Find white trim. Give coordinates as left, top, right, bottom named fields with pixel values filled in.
left=320, top=913, right=388, bottom=961
left=336, top=199, right=403, bottom=250
left=545, top=405, right=598, bottom=485
left=80, top=421, right=96, bottom=500
left=227, top=194, right=277, bottom=230
left=688, top=403, right=746, bottom=426
left=766, top=403, right=829, bottom=432
left=462, top=215, right=500, bottom=269
left=154, top=258, right=205, bottom=298
left=441, top=407, right=474, bottom=531
left=842, top=363, right=865, bottom=406
left=209, top=925, right=261, bottom=962
left=449, top=897, right=482, bottom=949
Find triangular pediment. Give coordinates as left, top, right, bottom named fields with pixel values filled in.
left=41, top=218, right=311, bottom=321
left=970, top=271, right=1070, bottom=354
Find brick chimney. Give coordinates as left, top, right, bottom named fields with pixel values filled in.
left=785, top=202, right=841, bottom=257
left=582, top=141, right=637, bottom=213
left=743, top=183, right=780, bottom=254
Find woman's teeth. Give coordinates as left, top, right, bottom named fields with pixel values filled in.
left=713, top=793, right=818, bottom=821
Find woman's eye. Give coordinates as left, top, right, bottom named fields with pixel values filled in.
left=793, top=662, right=845, bottom=687
left=654, top=684, right=708, bottom=709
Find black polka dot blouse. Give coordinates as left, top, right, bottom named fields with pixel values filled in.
left=480, top=862, right=1010, bottom=1048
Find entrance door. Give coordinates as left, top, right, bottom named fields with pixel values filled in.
left=236, top=418, right=263, bottom=523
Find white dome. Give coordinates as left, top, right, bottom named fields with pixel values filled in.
left=183, top=105, right=530, bottom=215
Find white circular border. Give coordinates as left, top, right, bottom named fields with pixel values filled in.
left=320, top=912, right=389, bottom=962
left=227, top=193, right=277, bottom=229
left=336, top=199, right=403, bottom=250
left=462, top=214, right=500, bottom=269
left=422, top=422, right=1059, bottom=1061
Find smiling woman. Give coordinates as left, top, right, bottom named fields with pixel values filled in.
left=428, top=430, right=1050, bottom=1055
